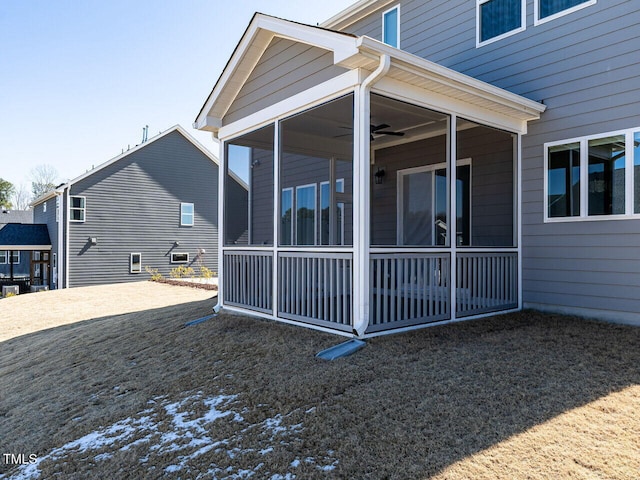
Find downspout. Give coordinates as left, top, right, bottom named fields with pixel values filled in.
left=55, top=190, right=64, bottom=289
left=65, top=187, right=70, bottom=288
left=352, top=53, right=390, bottom=337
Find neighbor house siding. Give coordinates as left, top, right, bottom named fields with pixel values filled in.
left=224, top=38, right=349, bottom=126
left=343, top=0, right=640, bottom=320
left=33, top=197, right=61, bottom=287
left=66, top=131, right=219, bottom=287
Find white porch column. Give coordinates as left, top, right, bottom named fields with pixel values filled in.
left=214, top=137, right=225, bottom=312
left=449, top=115, right=457, bottom=321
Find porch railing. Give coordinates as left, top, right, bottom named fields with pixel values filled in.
left=368, top=253, right=451, bottom=333
left=278, top=252, right=353, bottom=332
left=456, top=251, right=518, bottom=317
left=223, top=251, right=273, bottom=314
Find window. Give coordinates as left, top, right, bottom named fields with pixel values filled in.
left=130, top=253, right=142, bottom=273
left=70, top=196, right=86, bottom=222
left=477, top=0, right=525, bottom=46
left=545, top=128, right=640, bottom=221
left=1, top=251, right=20, bottom=264
left=281, top=188, right=293, bottom=246
left=43, top=201, right=47, bottom=213
left=382, top=5, right=400, bottom=48
left=171, top=252, right=189, bottom=263
left=320, top=179, right=345, bottom=245
left=180, top=203, right=194, bottom=226
left=296, top=184, right=317, bottom=246
left=56, top=196, right=60, bottom=223
left=536, top=0, right=595, bottom=24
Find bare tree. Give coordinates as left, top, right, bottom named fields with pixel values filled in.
left=12, top=184, right=32, bottom=210
left=30, top=164, right=59, bottom=200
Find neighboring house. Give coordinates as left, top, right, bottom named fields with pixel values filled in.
left=31, top=125, right=219, bottom=289
left=0, top=209, right=52, bottom=293
left=193, top=0, right=640, bottom=335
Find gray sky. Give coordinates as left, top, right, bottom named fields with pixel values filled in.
left=0, top=0, right=355, bottom=190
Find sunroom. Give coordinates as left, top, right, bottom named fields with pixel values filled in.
left=195, top=14, right=545, bottom=337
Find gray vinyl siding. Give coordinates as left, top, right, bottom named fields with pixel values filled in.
left=33, top=197, right=61, bottom=288
left=344, top=0, right=640, bottom=319
left=66, top=130, right=218, bottom=287
left=224, top=38, right=349, bottom=126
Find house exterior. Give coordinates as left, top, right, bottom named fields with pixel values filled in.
left=194, top=0, right=640, bottom=336
left=0, top=209, right=52, bottom=292
left=32, top=125, right=220, bottom=289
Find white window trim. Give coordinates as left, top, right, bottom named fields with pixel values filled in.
left=281, top=187, right=294, bottom=246
left=0, top=251, right=6, bottom=264
left=534, top=0, right=596, bottom=26
left=320, top=178, right=346, bottom=246
left=10, top=251, right=20, bottom=264
left=170, top=252, right=190, bottom=264
left=43, top=201, right=47, bottom=213
left=476, top=0, right=526, bottom=48
left=69, top=196, right=86, bottom=223
left=382, top=4, right=400, bottom=49
left=130, top=253, right=142, bottom=273
left=544, top=126, right=639, bottom=223
left=180, top=202, right=194, bottom=226
left=295, top=183, right=318, bottom=246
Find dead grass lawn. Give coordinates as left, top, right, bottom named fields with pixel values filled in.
left=1, top=282, right=639, bottom=479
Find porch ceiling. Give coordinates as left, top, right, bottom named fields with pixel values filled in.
left=194, top=14, right=545, bottom=136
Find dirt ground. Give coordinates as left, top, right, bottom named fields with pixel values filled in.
left=1, top=282, right=639, bottom=479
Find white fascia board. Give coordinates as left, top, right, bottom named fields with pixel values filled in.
left=218, top=69, right=363, bottom=141
left=30, top=187, right=67, bottom=207
left=0, top=245, right=52, bottom=250
left=321, top=0, right=396, bottom=30
left=358, top=37, right=546, bottom=121
left=195, top=14, right=360, bottom=134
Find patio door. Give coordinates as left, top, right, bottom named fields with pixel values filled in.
left=398, top=160, right=471, bottom=246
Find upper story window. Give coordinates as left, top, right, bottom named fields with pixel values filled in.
left=382, top=5, right=400, bottom=48
left=535, top=0, right=596, bottom=25
left=181, top=202, right=194, bottom=226
left=43, top=201, right=47, bottom=213
left=545, top=128, right=640, bottom=221
left=477, top=0, right=525, bottom=46
left=70, top=196, right=86, bottom=222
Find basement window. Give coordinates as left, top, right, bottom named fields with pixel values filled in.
left=130, top=253, right=142, bottom=273
left=171, top=252, right=189, bottom=264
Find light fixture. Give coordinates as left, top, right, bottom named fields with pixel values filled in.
left=89, top=237, right=97, bottom=245
left=374, top=167, right=386, bottom=185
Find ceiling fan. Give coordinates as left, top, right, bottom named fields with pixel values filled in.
left=334, top=123, right=405, bottom=141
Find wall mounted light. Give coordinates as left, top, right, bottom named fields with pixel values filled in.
left=374, top=167, right=386, bottom=185
left=89, top=237, right=98, bottom=245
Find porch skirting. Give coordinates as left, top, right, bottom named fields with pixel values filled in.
left=221, top=249, right=518, bottom=336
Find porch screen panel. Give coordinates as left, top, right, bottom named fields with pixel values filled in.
left=457, top=119, right=515, bottom=247
left=369, top=94, right=450, bottom=247
left=280, top=94, right=354, bottom=247
left=224, top=124, right=274, bottom=246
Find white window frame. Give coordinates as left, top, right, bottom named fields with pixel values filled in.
left=0, top=251, right=6, bottom=264
left=280, top=187, right=294, bottom=246
left=320, top=178, right=346, bottom=246
left=534, top=0, right=596, bottom=26
left=10, top=251, right=19, bottom=264
left=130, top=253, right=142, bottom=273
left=295, top=183, right=318, bottom=246
left=170, top=252, right=190, bottom=264
left=43, top=201, right=47, bottom=213
left=69, top=196, right=86, bottom=223
left=180, top=202, right=194, bottom=226
left=55, top=196, right=60, bottom=223
left=544, top=126, right=639, bottom=223
left=382, top=4, right=400, bottom=48
left=476, top=0, right=526, bottom=48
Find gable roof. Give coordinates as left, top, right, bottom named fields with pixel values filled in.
left=0, top=224, right=51, bottom=250
left=0, top=209, right=33, bottom=226
left=194, top=14, right=545, bottom=137
left=31, top=125, right=219, bottom=207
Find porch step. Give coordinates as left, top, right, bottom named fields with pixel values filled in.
left=316, top=339, right=366, bottom=361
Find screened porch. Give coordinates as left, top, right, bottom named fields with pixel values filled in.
left=220, top=91, right=520, bottom=336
